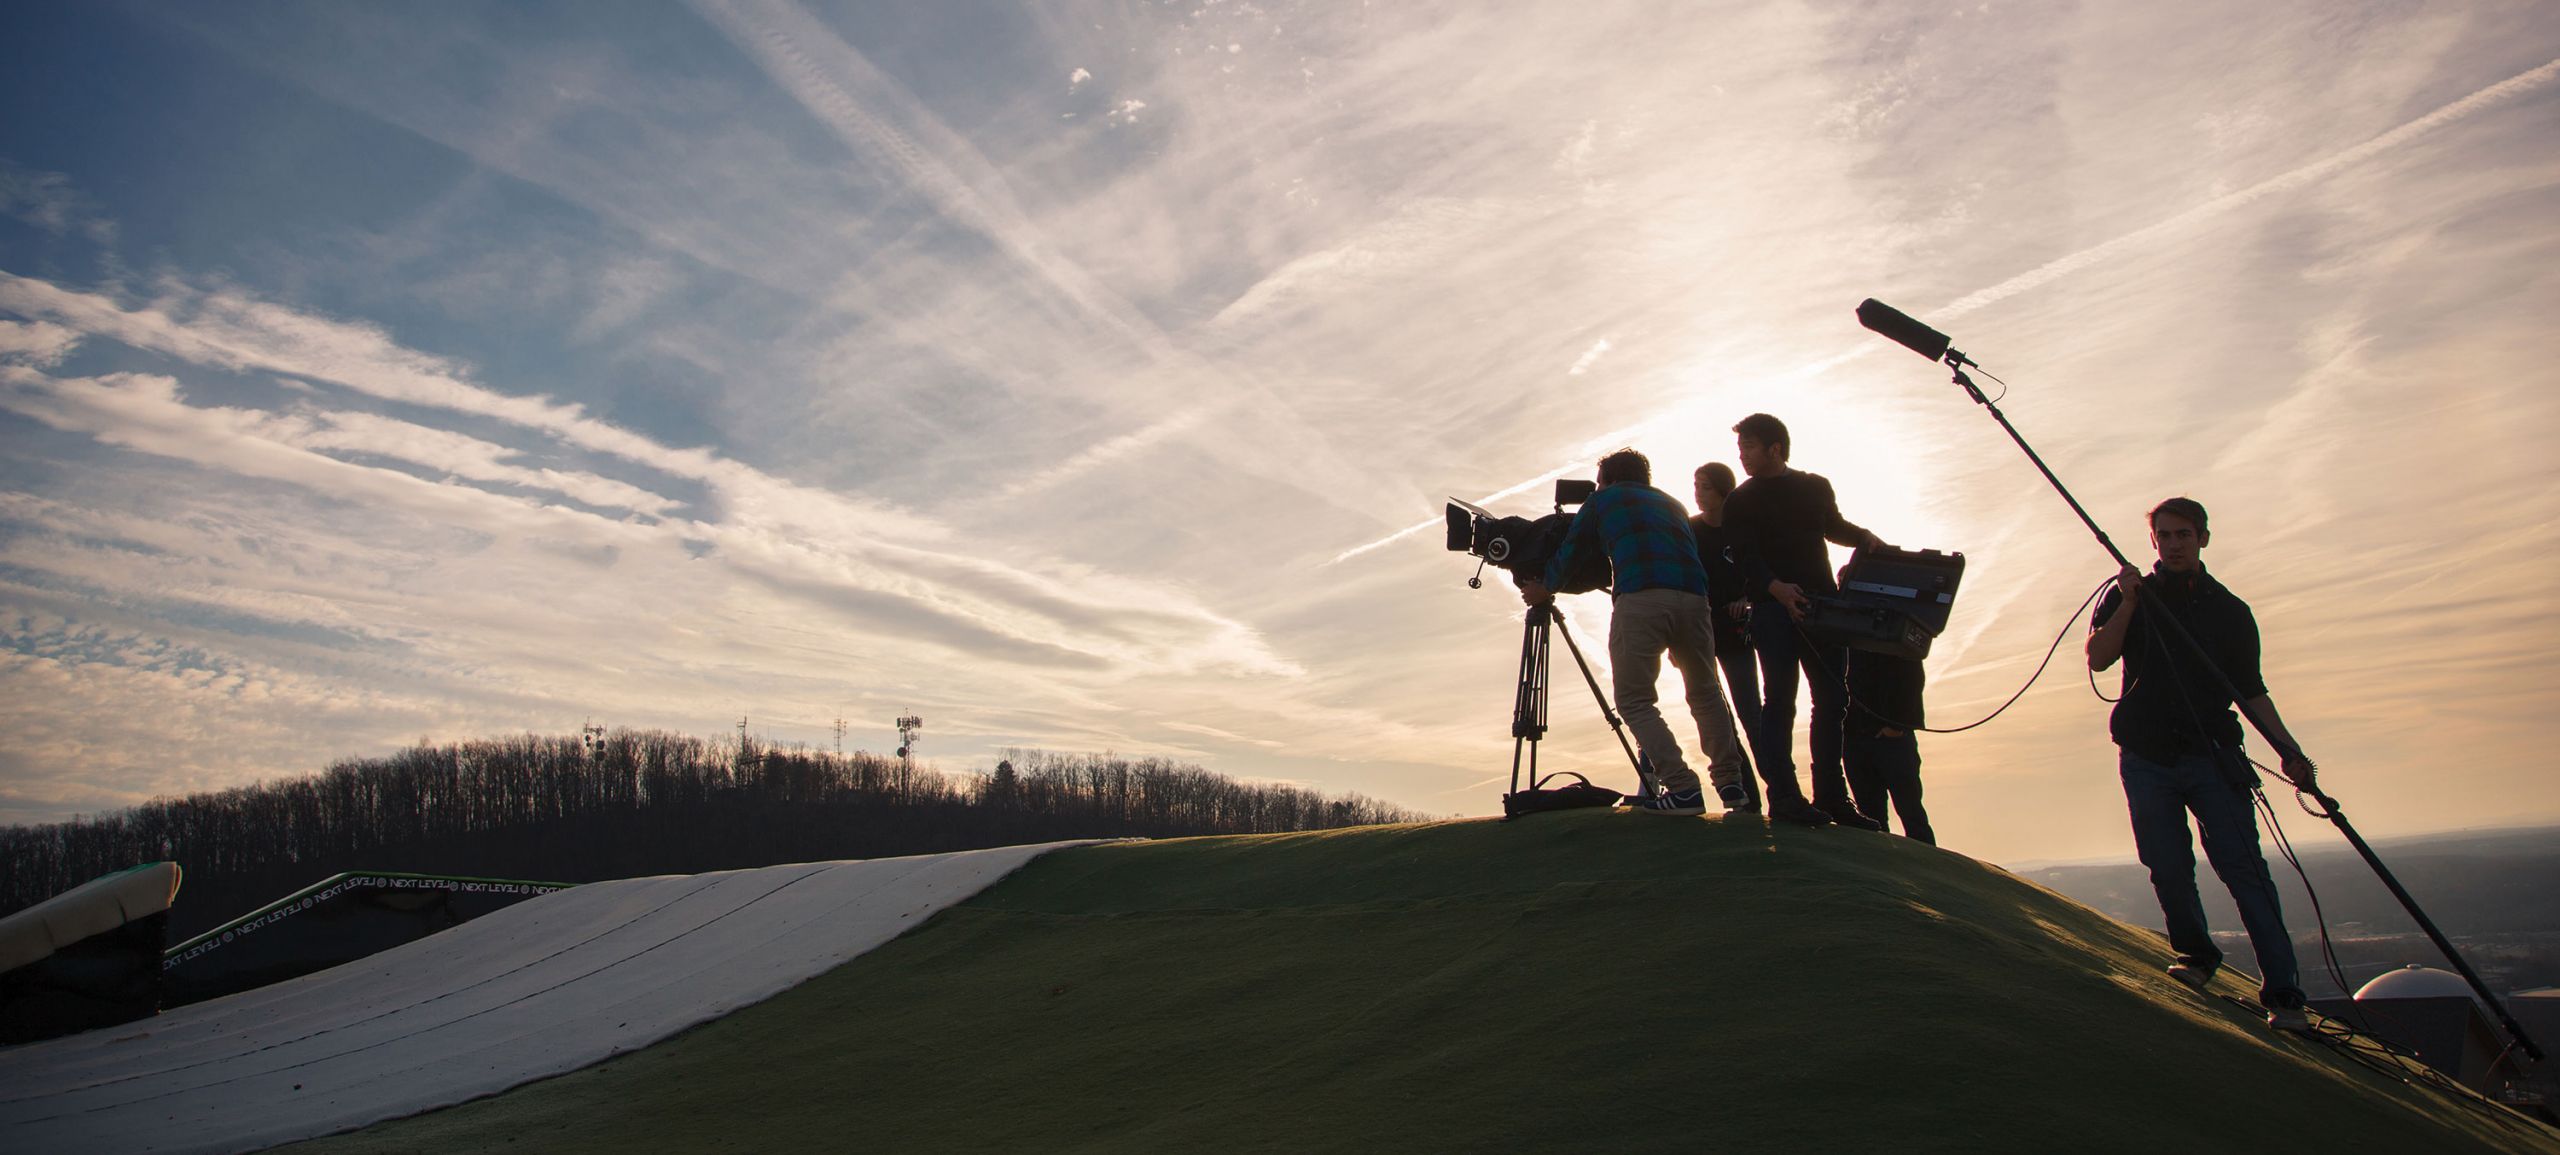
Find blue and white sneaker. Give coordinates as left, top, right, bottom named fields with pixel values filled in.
left=1629, top=788, right=1707, bottom=816
left=1716, top=783, right=1756, bottom=812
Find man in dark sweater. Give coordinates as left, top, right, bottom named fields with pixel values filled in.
left=1690, top=462, right=1762, bottom=811
left=1721, top=413, right=1887, bottom=830
left=1845, top=647, right=1933, bottom=844
left=2088, top=497, right=2318, bottom=1032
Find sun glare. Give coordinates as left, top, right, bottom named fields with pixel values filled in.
left=1607, top=372, right=1953, bottom=556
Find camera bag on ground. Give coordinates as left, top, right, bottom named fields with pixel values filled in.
left=1501, top=771, right=1623, bottom=820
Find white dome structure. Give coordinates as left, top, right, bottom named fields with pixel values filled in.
left=2352, top=964, right=2480, bottom=1003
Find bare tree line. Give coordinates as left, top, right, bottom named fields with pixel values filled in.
left=1, top=730, right=1429, bottom=939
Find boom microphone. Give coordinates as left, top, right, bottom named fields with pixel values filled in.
left=1856, top=299, right=1971, bottom=366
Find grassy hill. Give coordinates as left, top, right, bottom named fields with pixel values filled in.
left=288, top=812, right=2559, bottom=1154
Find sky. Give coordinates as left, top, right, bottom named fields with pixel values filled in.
left=2, top=0, right=2555, bottom=866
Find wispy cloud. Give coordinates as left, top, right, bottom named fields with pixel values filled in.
left=3, top=1, right=2556, bottom=862
left=0, top=162, right=117, bottom=245
left=1566, top=337, right=1614, bottom=377
left=0, top=319, right=80, bottom=367
left=687, top=0, right=1169, bottom=357
left=1331, top=54, right=2560, bottom=570
left=1935, top=55, right=2560, bottom=323
left=0, top=270, right=1303, bottom=727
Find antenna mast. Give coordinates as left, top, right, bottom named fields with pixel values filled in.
left=895, top=714, right=923, bottom=761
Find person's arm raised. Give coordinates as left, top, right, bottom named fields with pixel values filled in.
left=2087, top=565, right=2141, bottom=671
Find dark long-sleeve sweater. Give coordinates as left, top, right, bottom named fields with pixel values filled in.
left=1723, top=470, right=1872, bottom=599
left=2090, top=565, right=2266, bottom=763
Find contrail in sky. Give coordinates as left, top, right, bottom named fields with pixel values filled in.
left=1936, top=56, right=2560, bottom=320
left=692, top=0, right=1381, bottom=511
left=688, top=0, right=1165, bottom=356
left=1327, top=55, right=2560, bottom=568
left=1330, top=418, right=1654, bottom=565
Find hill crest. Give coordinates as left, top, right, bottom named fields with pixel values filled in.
left=297, top=812, right=2559, bottom=1153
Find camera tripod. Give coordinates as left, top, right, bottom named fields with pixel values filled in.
left=1508, top=603, right=1651, bottom=799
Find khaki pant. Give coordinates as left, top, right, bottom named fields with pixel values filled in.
left=1607, top=588, right=1750, bottom=797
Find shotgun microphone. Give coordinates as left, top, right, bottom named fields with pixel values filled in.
left=1857, top=299, right=1972, bottom=366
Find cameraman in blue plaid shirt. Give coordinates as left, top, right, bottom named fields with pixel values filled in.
left=1519, top=450, right=1821, bottom=824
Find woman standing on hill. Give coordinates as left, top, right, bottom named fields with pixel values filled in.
left=1690, top=461, right=1763, bottom=812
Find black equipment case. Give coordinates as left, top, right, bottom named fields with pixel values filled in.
left=1802, top=545, right=1965, bottom=659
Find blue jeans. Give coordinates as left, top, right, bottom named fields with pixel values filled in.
left=1748, top=604, right=1845, bottom=808
left=2119, top=747, right=2300, bottom=1006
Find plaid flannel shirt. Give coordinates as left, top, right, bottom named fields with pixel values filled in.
left=1542, top=482, right=1707, bottom=596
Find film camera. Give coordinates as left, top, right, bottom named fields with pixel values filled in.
left=1447, top=477, right=1648, bottom=811
left=1445, top=479, right=1612, bottom=593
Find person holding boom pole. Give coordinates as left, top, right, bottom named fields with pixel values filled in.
left=1857, top=294, right=2541, bottom=1058
left=2088, top=497, right=2317, bottom=1032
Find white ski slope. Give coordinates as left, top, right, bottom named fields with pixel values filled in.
left=0, top=841, right=1100, bottom=1154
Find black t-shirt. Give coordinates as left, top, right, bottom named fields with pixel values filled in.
left=1723, top=470, right=1872, bottom=600
left=1689, top=516, right=1752, bottom=653
left=2091, top=566, right=2267, bottom=763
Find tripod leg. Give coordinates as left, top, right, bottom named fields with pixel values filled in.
left=1508, top=607, right=1553, bottom=797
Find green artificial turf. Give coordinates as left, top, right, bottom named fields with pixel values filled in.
left=288, top=812, right=2560, bottom=1154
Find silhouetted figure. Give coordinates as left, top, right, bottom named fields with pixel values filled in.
left=1844, top=647, right=1932, bottom=844
left=2088, top=497, right=2318, bottom=1032
left=1689, top=461, right=1763, bottom=811
left=1517, top=449, right=1757, bottom=818
left=1722, top=413, right=1887, bottom=831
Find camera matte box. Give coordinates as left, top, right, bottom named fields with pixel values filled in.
left=1803, top=545, right=1965, bottom=659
